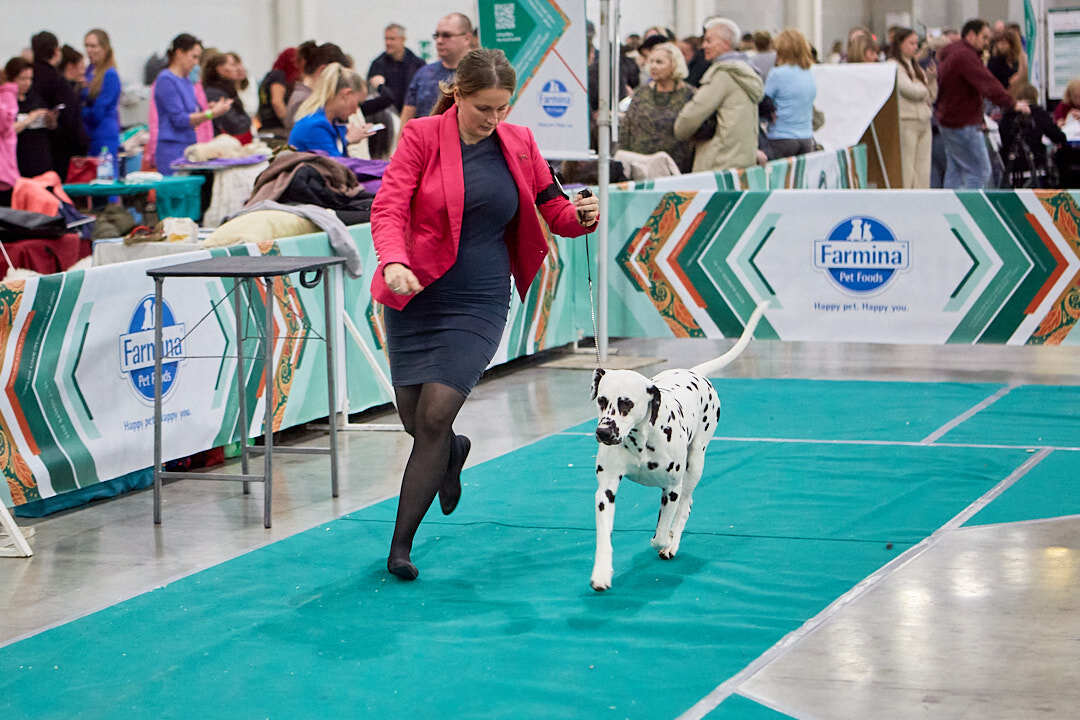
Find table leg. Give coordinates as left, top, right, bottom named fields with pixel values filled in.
left=233, top=279, right=250, bottom=495
left=263, top=276, right=274, bottom=528
left=153, top=277, right=164, bottom=525
left=323, top=267, right=340, bottom=498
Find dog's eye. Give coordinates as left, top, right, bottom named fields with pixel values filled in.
left=617, top=398, right=634, bottom=416
left=597, top=397, right=608, bottom=410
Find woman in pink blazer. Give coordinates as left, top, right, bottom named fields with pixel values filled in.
left=371, top=49, right=599, bottom=580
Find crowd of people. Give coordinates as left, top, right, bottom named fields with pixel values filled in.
left=2, top=13, right=1079, bottom=207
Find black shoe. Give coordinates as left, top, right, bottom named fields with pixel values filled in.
left=387, top=557, right=418, bottom=580
left=438, top=434, right=470, bottom=515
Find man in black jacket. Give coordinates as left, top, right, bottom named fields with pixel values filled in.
left=367, top=23, right=425, bottom=114
left=30, top=31, right=88, bottom=181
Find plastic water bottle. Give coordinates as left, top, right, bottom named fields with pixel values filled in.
left=96, top=146, right=114, bottom=182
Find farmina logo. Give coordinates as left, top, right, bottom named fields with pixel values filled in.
left=119, top=295, right=185, bottom=402
left=538, top=79, right=572, bottom=118
left=813, top=216, right=910, bottom=294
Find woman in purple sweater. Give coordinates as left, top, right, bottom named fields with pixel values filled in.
left=153, top=34, right=231, bottom=175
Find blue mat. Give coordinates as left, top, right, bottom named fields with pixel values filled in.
left=0, top=428, right=1030, bottom=719
left=708, top=694, right=797, bottom=718
left=941, top=385, right=1080, bottom=448
left=965, top=450, right=1080, bottom=527
left=567, top=379, right=1005, bottom=442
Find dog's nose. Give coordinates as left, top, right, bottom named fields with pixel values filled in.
left=595, top=422, right=618, bottom=444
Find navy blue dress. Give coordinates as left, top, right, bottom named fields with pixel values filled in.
left=384, top=134, right=519, bottom=396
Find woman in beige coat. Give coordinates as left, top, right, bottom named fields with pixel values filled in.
left=888, top=29, right=936, bottom=188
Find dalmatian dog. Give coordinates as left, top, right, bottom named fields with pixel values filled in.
left=588, top=301, right=770, bottom=591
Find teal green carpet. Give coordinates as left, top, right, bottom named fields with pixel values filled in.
left=941, top=385, right=1080, bottom=447
left=965, top=450, right=1080, bottom=527
left=1, top=435, right=1030, bottom=719
left=567, top=379, right=1004, bottom=441
left=708, top=694, right=797, bottom=718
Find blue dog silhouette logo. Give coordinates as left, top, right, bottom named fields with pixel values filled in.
left=538, top=79, right=572, bottom=118
left=813, top=216, right=910, bottom=294
left=119, top=295, right=185, bottom=402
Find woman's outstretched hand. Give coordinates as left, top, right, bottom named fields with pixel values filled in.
left=383, top=263, right=423, bottom=295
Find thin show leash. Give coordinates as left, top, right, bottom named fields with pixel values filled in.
left=578, top=188, right=602, bottom=368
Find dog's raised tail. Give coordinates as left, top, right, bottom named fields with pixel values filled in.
left=690, top=299, right=771, bottom=377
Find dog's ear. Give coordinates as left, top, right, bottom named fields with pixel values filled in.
left=647, top=385, right=661, bottom=425
left=590, top=368, right=606, bottom=400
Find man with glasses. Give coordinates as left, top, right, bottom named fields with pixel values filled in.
left=399, top=13, right=473, bottom=128
left=367, top=23, right=426, bottom=114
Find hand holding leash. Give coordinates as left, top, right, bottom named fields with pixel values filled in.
left=574, top=188, right=599, bottom=226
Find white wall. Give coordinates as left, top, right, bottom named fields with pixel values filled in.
left=1, top=0, right=275, bottom=88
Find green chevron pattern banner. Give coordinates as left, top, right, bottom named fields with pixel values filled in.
left=611, top=145, right=867, bottom=192
left=7, top=187, right=1078, bottom=511
left=605, top=189, right=1080, bottom=346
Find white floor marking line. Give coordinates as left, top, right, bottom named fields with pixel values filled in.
left=920, top=383, right=1018, bottom=444
left=556, top=431, right=1079, bottom=452
left=675, top=447, right=1054, bottom=720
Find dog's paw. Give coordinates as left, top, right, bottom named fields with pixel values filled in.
left=658, top=543, right=680, bottom=560
left=650, top=532, right=672, bottom=550
left=590, top=567, right=613, bottom=592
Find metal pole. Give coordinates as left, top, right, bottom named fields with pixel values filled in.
left=233, top=279, right=250, bottom=495
left=597, top=0, right=612, bottom=362
left=263, top=277, right=275, bottom=528
left=152, top=278, right=164, bottom=525
left=323, top=268, right=340, bottom=498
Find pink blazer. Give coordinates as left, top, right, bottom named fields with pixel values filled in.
left=370, top=104, right=597, bottom=310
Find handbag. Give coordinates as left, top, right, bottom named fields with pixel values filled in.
left=66, top=156, right=99, bottom=184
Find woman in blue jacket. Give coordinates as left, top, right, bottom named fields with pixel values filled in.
left=288, top=63, right=374, bottom=156
left=81, top=29, right=121, bottom=159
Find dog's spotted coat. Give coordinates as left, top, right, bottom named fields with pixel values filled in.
left=588, top=367, right=719, bottom=591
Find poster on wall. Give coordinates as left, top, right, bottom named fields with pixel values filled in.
left=476, top=0, right=590, bottom=158
left=1048, top=7, right=1080, bottom=99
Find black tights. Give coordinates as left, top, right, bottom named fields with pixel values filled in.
left=389, top=382, right=466, bottom=563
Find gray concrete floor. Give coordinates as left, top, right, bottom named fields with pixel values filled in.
left=2, top=338, right=1078, bottom=719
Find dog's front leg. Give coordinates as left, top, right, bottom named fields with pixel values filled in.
left=590, top=467, right=620, bottom=591
left=650, top=483, right=683, bottom=556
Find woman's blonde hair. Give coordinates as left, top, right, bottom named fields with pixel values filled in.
left=295, top=62, right=366, bottom=121
left=775, top=28, right=814, bottom=69
left=847, top=33, right=878, bottom=63
left=430, top=48, right=516, bottom=116
left=85, top=28, right=116, bottom=100
left=650, top=42, right=688, bottom=81
left=1064, top=77, right=1080, bottom=107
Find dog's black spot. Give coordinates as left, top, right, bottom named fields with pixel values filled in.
left=596, top=465, right=604, bottom=473
left=702, top=414, right=708, bottom=422
left=704, top=422, right=709, bottom=432
left=597, top=396, right=608, bottom=411
left=666, top=461, right=674, bottom=472
left=662, top=426, right=673, bottom=442
left=647, top=385, right=662, bottom=425
left=669, top=491, right=679, bottom=502
left=661, top=494, right=668, bottom=506
left=716, top=407, right=721, bottom=421
left=646, top=444, right=655, bottom=452
left=605, top=489, right=616, bottom=503
left=617, top=397, right=634, bottom=416
left=598, top=501, right=605, bottom=511
left=676, top=464, right=681, bottom=471
left=647, top=461, right=659, bottom=470
left=668, top=411, right=676, bottom=422
left=627, top=435, right=639, bottom=448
